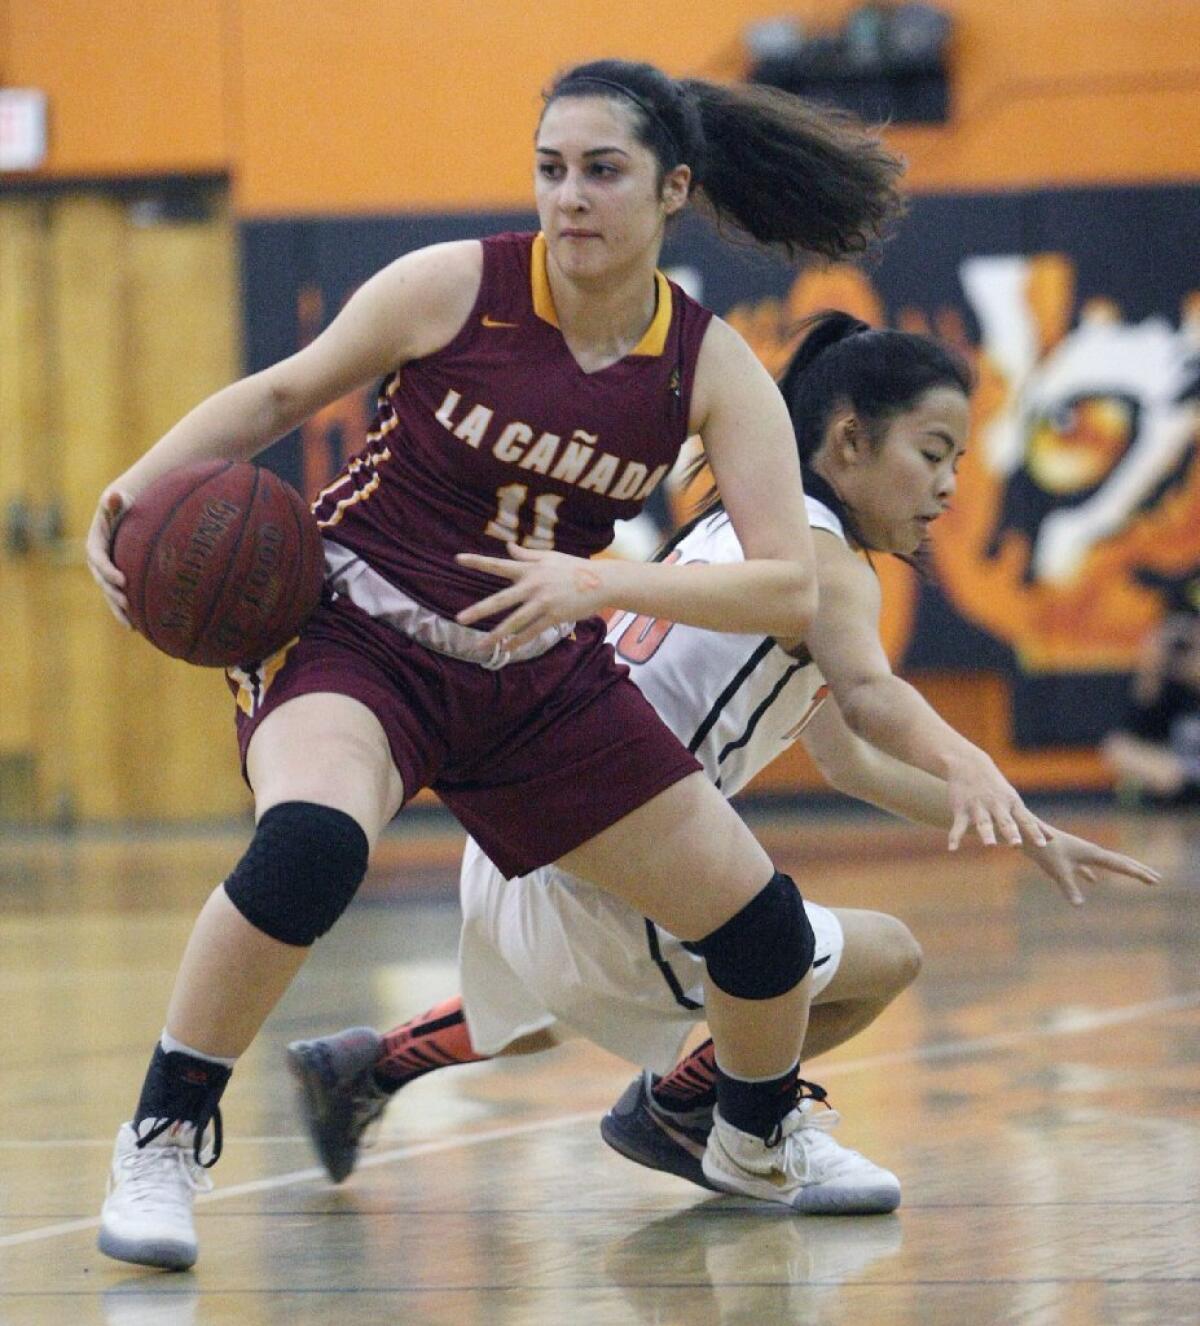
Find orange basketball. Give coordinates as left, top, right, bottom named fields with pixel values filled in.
left=112, top=460, right=325, bottom=667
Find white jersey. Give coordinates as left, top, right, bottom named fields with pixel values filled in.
left=603, top=497, right=841, bottom=794
left=457, top=495, right=849, bottom=1071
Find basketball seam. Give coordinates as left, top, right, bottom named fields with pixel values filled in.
left=185, top=464, right=261, bottom=665
left=128, top=460, right=235, bottom=652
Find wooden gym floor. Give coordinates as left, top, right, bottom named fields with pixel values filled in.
left=1, top=802, right=1197, bottom=1325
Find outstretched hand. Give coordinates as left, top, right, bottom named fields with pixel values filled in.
left=1022, top=828, right=1161, bottom=906
left=944, top=748, right=1052, bottom=851
left=85, top=488, right=133, bottom=627
left=455, top=544, right=609, bottom=650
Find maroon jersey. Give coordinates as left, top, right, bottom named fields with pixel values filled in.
left=312, top=232, right=713, bottom=617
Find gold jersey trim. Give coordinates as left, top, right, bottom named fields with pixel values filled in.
left=530, top=232, right=672, bottom=357
left=227, top=636, right=301, bottom=717
left=314, top=448, right=392, bottom=529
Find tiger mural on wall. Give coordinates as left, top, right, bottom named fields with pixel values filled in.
left=713, top=255, right=1200, bottom=689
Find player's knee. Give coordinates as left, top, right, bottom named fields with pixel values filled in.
left=874, top=913, right=923, bottom=995
left=223, top=801, right=370, bottom=947
left=692, top=871, right=815, bottom=1000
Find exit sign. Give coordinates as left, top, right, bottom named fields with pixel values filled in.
left=0, top=90, right=48, bottom=171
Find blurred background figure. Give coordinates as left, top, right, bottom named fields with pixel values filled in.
left=1103, top=605, right=1200, bottom=806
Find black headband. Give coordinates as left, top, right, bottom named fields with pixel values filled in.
left=553, top=76, right=684, bottom=163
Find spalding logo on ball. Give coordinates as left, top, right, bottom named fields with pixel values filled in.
left=112, top=460, right=325, bottom=667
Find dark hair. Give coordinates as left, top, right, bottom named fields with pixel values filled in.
left=544, top=59, right=905, bottom=262
left=677, top=310, right=972, bottom=556
left=781, top=311, right=973, bottom=462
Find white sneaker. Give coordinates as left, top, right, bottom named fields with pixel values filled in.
left=701, top=1102, right=901, bottom=1214
left=98, top=1121, right=213, bottom=1270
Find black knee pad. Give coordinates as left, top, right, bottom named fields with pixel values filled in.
left=692, top=870, right=815, bottom=1000
left=223, top=802, right=370, bottom=947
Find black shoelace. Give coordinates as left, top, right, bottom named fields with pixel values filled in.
left=765, top=1078, right=830, bottom=1148
left=135, top=1103, right=225, bottom=1169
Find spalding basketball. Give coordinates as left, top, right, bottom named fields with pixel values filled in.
left=112, top=460, right=325, bottom=667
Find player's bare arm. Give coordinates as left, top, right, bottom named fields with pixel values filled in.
left=800, top=700, right=1159, bottom=903
left=456, top=319, right=819, bottom=648
left=803, top=529, right=1048, bottom=850
left=86, top=241, right=483, bottom=622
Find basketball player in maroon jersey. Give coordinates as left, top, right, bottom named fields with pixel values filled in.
left=86, top=60, right=1052, bottom=1267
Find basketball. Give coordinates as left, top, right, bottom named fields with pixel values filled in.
left=112, top=460, right=325, bottom=667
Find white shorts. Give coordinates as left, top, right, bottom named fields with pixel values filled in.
left=458, top=839, right=845, bottom=1075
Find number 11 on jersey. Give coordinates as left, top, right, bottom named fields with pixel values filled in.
left=486, top=483, right=564, bottom=550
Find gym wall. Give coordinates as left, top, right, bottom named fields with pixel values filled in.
left=7, top=0, right=1199, bottom=204
left=2, top=0, right=1198, bottom=818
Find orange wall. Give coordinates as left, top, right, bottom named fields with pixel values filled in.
left=4, top=0, right=1198, bottom=211
left=2, top=0, right=231, bottom=177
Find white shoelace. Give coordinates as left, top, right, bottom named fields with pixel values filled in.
left=779, top=1102, right=877, bottom=1181
left=112, top=1141, right=214, bottom=1211
left=783, top=1098, right=842, bottom=1136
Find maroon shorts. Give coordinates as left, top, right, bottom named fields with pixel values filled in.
left=227, top=594, right=701, bottom=878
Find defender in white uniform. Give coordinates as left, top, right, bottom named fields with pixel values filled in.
left=287, top=311, right=1159, bottom=1204
left=459, top=498, right=846, bottom=1073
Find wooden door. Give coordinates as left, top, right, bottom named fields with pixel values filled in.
left=0, top=186, right=252, bottom=823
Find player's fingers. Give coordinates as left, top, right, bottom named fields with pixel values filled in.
left=1046, top=866, right=1084, bottom=906
left=505, top=542, right=546, bottom=562
left=97, top=580, right=132, bottom=626
left=480, top=602, right=544, bottom=651
left=947, top=808, right=970, bottom=851
left=101, top=489, right=132, bottom=545
left=994, top=809, right=1023, bottom=846
left=86, top=519, right=123, bottom=581
left=1099, top=851, right=1161, bottom=885
left=1078, top=866, right=1097, bottom=884
left=972, top=807, right=997, bottom=847
left=455, top=552, right=521, bottom=581
left=505, top=616, right=558, bottom=651
left=87, top=540, right=126, bottom=588
left=1014, top=805, right=1049, bottom=846
left=495, top=602, right=544, bottom=641
left=455, top=583, right=527, bottom=627
left=88, top=493, right=133, bottom=583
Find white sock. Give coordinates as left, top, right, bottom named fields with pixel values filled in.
left=160, top=1029, right=237, bottom=1069
left=713, top=1055, right=799, bottom=1084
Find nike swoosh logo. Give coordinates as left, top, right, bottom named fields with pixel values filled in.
left=481, top=315, right=520, bottom=329
left=654, top=1117, right=706, bottom=1159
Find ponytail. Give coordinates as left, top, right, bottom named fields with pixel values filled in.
left=777, top=312, right=872, bottom=410
left=546, top=60, right=905, bottom=264
left=682, top=81, right=905, bottom=261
